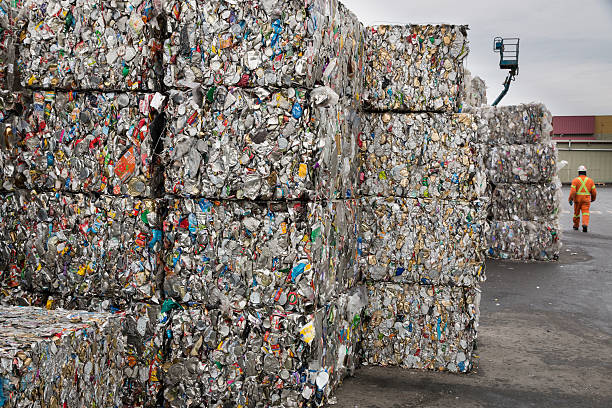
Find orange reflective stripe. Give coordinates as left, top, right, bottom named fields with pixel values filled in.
left=576, top=177, right=591, bottom=196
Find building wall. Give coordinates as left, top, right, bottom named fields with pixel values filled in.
left=594, top=115, right=612, bottom=140
left=557, top=142, right=612, bottom=183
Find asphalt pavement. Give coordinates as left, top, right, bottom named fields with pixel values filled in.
left=333, top=186, right=612, bottom=408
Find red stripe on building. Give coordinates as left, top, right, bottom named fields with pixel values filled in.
left=552, top=116, right=595, bottom=135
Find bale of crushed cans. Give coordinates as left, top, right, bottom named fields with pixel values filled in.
left=361, top=283, right=480, bottom=373
left=358, top=196, right=487, bottom=287
left=489, top=178, right=561, bottom=221
left=0, top=306, right=126, bottom=408
left=362, top=25, right=469, bottom=112
left=162, top=286, right=367, bottom=408
left=0, top=190, right=164, bottom=303
left=162, top=85, right=359, bottom=200
left=469, top=102, right=561, bottom=261
left=485, top=142, right=557, bottom=184
left=487, top=219, right=561, bottom=261
left=162, top=198, right=360, bottom=307
left=0, top=295, right=170, bottom=408
left=163, top=0, right=365, bottom=105
left=0, top=189, right=167, bottom=408
left=358, top=112, right=486, bottom=201
left=19, top=0, right=165, bottom=90
left=465, top=103, right=553, bottom=145
left=0, top=90, right=166, bottom=196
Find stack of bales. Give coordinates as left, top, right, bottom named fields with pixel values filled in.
left=357, top=25, right=487, bottom=373
left=0, top=1, right=169, bottom=406
left=467, top=104, right=561, bottom=261
left=159, top=1, right=367, bottom=406
left=0, top=2, right=497, bottom=406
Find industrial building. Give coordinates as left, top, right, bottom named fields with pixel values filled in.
left=553, top=115, right=612, bottom=183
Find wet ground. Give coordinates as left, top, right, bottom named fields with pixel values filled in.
left=333, top=187, right=612, bottom=408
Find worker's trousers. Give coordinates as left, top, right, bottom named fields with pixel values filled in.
left=573, top=197, right=591, bottom=228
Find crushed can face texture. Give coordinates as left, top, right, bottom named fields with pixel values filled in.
left=358, top=196, right=488, bottom=286
left=362, top=283, right=480, bottom=373
left=362, top=25, right=469, bottom=113
left=0, top=190, right=164, bottom=303
left=162, top=86, right=360, bottom=200
left=485, top=142, right=558, bottom=184
left=465, top=103, right=554, bottom=146
left=0, top=90, right=165, bottom=196
left=163, top=0, right=365, bottom=106
left=487, top=220, right=561, bottom=261
left=20, top=0, right=165, bottom=90
left=162, top=198, right=361, bottom=307
left=358, top=112, right=487, bottom=201
left=162, top=286, right=368, bottom=407
left=490, top=179, right=562, bottom=222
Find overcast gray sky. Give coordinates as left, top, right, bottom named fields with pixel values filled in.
left=342, top=0, right=612, bottom=116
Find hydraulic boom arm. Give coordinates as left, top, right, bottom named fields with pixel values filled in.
left=492, top=68, right=517, bottom=106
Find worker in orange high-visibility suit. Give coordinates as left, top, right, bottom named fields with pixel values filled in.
left=569, top=165, right=597, bottom=232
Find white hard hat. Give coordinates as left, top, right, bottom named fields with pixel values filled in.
left=578, top=165, right=587, bottom=172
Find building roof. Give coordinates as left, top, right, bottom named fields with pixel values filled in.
left=552, top=116, right=595, bottom=135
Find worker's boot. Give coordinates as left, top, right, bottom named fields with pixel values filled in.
left=583, top=225, right=588, bottom=233
left=573, top=226, right=579, bottom=230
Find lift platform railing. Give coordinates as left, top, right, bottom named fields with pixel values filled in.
left=494, top=37, right=519, bottom=71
